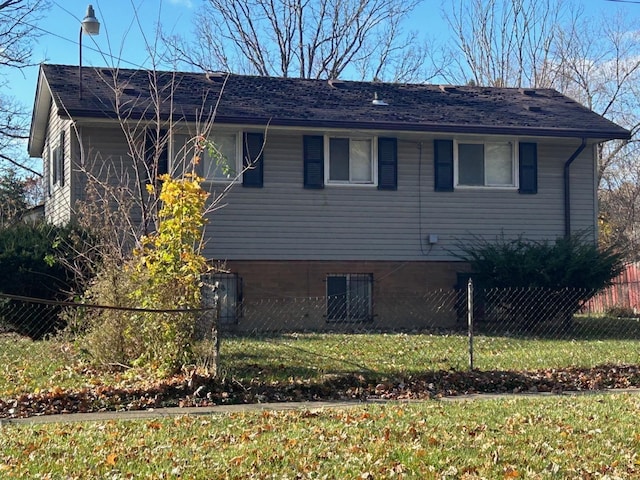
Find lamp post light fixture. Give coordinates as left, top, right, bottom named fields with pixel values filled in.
left=79, top=4, right=100, bottom=99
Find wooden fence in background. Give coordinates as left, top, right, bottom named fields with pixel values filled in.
left=581, top=263, right=640, bottom=315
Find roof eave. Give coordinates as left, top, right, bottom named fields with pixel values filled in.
left=28, top=66, right=53, bottom=158
left=59, top=109, right=632, bottom=142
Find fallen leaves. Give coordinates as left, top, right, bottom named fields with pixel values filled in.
left=105, top=452, right=117, bottom=466
left=0, top=364, right=638, bottom=419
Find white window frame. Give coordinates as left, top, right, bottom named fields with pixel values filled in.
left=324, top=135, right=378, bottom=186
left=454, top=139, right=519, bottom=189
left=202, top=131, right=242, bottom=184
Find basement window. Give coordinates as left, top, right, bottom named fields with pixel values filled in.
left=326, top=274, right=373, bottom=322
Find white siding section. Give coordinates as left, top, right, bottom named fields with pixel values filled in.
left=198, top=132, right=597, bottom=262
left=44, top=106, right=73, bottom=225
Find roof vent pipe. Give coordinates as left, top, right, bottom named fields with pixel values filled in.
left=372, top=92, right=388, bottom=106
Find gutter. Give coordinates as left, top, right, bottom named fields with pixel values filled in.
left=58, top=110, right=632, bottom=141
left=564, top=138, right=587, bottom=238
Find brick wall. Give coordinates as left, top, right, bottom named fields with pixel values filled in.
left=213, top=260, right=468, bottom=331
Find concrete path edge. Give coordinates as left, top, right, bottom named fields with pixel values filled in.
left=2, top=387, right=639, bottom=426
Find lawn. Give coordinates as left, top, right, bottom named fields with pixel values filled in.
left=1, top=322, right=640, bottom=395
left=1, top=394, right=639, bottom=478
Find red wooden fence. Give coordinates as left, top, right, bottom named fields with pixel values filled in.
left=581, top=263, right=640, bottom=314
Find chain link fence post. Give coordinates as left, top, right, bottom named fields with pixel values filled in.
left=468, top=277, right=474, bottom=370
left=212, top=291, right=221, bottom=379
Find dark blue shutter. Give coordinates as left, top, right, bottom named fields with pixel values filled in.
left=243, top=132, right=264, bottom=187
left=434, top=139, right=454, bottom=191
left=193, top=134, right=204, bottom=178
left=304, top=135, right=324, bottom=188
left=52, top=146, right=57, bottom=187
left=158, top=130, right=168, bottom=176
left=378, top=137, right=397, bottom=190
left=145, top=128, right=168, bottom=179
left=518, top=142, right=537, bottom=194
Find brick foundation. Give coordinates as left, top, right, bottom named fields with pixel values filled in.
left=214, top=260, right=469, bottom=331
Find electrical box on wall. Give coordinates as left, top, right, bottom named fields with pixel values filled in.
left=428, top=234, right=439, bottom=244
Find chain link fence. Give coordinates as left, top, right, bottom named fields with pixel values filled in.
left=1, top=282, right=639, bottom=381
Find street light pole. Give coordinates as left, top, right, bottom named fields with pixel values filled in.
left=79, top=4, right=100, bottom=99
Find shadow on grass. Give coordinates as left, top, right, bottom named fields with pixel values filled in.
left=220, top=338, right=378, bottom=381
left=475, top=315, right=640, bottom=341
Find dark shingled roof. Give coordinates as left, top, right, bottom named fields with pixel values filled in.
left=38, top=63, right=631, bottom=140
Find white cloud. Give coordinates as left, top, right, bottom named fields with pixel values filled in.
left=168, top=0, right=193, bottom=7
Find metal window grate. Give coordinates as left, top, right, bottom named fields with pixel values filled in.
left=326, top=273, right=373, bottom=322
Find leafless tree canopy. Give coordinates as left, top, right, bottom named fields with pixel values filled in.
left=0, top=0, right=48, bottom=176
left=441, top=0, right=640, bottom=259
left=441, top=0, right=567, bottom=88
left=163, top=0, right=433, bottom=82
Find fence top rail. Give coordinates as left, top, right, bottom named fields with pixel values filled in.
left=0, top=293, right=216, bottom=314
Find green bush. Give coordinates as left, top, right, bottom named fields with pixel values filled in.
left=459, top=234, right=624, bottom=331
left=460, top=234, right=623, bottom=290
left=0, top=222, right=72, bottom=338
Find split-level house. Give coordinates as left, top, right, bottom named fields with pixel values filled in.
left=28, top=64, right=630, bottom=331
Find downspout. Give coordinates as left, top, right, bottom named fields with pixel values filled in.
left=564, top=138, right=587, bottom=238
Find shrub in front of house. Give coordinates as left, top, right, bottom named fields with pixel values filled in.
left=459, top=234, right=625, bottom=332
left=78, top=173, right=210, bottom=375
left=0, top=222, right=71, bottom=338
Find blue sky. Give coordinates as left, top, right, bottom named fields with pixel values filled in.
left=7, top=0, right=195, bottom=110
left=4, top=0, right=635, bottom=117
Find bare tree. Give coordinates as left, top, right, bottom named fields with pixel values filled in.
left=441, top=0, right=569, bottom=87
left=548, top=11, right=640, bottom=258
left=442, top=0, right=640, bottom=259
left=162, top=0, right=432, bottom=81
left=0, top=0, right=48, bottom=176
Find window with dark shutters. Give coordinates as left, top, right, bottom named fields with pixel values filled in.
left=242, top=132, right=264, bottom=187
left=378, top=137, right=397, bottom=190
left=434, top=139, right=454, bottom=191
left=518, top=142, right=538, bottom=194
left=303, top=135, right=324, bottom=188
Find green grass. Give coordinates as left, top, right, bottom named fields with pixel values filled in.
left=0, top=334, right=123, bottom=397
left=1, top=318, right=639, bottom=397
left=218, top=331, right=640, bottom=382
left=1, top=394, right=639, bottom=478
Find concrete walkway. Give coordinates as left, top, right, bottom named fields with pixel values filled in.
left=2, top=388, right=639, bottom=425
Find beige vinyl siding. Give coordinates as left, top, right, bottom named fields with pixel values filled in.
left=197, top=132, right=597, bottom=262
left=44, top=106, right=73, bottom=226
left=70, top=125, right=148, bottom=234
left=56, top=126, right=597, bottom=262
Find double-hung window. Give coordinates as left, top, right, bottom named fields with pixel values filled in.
left=326, top=274, right=373, bottom=322
left=326, top=136, right=376, bottom=185
left=455, top=140, right=515, bottom=188
left=202, top=132, right=240, bottom=182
